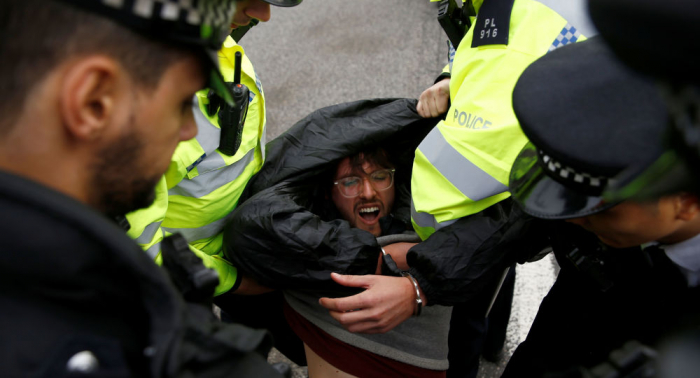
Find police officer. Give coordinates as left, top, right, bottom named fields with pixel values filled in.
left=503, top=36, right=700, bottom=377
left=320, top=0, right=588, bottom=376
left=590, top=2, right=700, bottom=375
left=414, top=2, right=591, bottom=374
left=124, top=0, right=306, bottom=365
left=0, top=0, right=285, bottom=377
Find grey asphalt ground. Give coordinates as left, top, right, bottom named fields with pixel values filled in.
left=240, top=1, right=597, bottom=376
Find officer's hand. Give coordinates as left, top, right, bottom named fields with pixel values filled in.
left=318, top=273, right=424, bottom=334
left=417, top=78, right=450, bottom=118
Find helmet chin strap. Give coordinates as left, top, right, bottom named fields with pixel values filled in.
left=231, top=18, right=259, bottom=42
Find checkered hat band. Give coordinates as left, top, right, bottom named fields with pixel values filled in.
left=538, top=150, right=608, bottom=193
left=99, top=0, right=235, bottom=29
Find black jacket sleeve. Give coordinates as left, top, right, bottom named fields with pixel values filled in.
left=406, top=198, right=551, bottom=306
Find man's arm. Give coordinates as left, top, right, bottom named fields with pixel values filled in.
left=321, top=241, right=421, bottom=334
left=406, top=199, right=548, bottom=306
left=320, top=199, right=549, bottom=334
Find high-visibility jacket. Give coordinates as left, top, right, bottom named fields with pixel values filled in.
left=126, top=36, right=266, bottom=296
left=412, top=0, right=586, bottom=240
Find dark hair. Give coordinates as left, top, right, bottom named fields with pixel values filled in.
left=347, top=148, right=395, bottom=175
left=0, top=0, right=191, bottom=134
left=326, top=146, right=396, bottom=191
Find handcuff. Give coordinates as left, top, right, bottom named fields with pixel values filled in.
left=381, top=247, right=423, bottom=317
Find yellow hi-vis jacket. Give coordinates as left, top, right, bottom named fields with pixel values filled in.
left=412, top=0, right=586, bottom=240
left=126, top=37, right=266, bottom=296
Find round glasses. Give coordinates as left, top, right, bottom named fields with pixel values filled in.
left=333, top=169, right=396, bottom=198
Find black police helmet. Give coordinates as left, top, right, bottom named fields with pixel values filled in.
left=588, top=0, right=700, bottom=199
left=55, top=0, right=237, bottom=106
left=509, top=37, right=669, bottom=220
left=588, top=0, right=700, bottom=85
left=262, top=0, right=303, bottom=7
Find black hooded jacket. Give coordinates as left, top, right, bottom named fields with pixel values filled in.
left=223, top=98, right=437, bottom=293
left=224, top=98, right=549, bottom=306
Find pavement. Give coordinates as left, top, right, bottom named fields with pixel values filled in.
left=240, top=0, right=595, bottom=376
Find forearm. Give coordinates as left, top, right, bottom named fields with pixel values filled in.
left=407, top=199, right=550, bottom=306
left=381, top=242, right=417, bottom=271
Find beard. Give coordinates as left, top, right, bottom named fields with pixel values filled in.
left=89, top=126, right=161, bottom=219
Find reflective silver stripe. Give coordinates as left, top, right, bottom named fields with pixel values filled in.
left=192, top=97, right=222, bottom=154
left=195, top=150, right=226, bottom=174
left=411, top=199, right=456, bottom=231
left=162, top=212, right=234, bottom=243
left=145, top=242, right=161, bottom=260
left=419, top=127, right=508, bottom=201
left=168, top=147, right=255, bottom=198
left=134, top=221, right=163, bottom=245
left=260, top=124, right=266, bottom=162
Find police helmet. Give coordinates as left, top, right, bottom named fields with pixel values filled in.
left=588, top=0, right=700, bottom=85
left=55, top=0, right=237, bottom=106
left=588, top=0, right=700, bottom=199
left=508, top=37, right=669, bottom=219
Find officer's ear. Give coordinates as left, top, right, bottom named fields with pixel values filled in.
left=59, top=55, right=121, bottom=141
left=674, top=192, right=700, bottom=221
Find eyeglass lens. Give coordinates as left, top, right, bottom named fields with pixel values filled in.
left=337, top=169, right=394, bottom=197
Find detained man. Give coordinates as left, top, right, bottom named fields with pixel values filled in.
left=223, top=98, right=451, bottom=378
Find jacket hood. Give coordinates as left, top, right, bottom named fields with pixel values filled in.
left=224, top=98, right=439, bottom=292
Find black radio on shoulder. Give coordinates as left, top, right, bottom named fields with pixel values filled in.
left=205, top=51, right=250, bottom=157
left=437, top=0, right=475, bottom=48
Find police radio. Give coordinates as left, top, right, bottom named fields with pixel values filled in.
left=217, top=51, right=249, bottom=156
left=437, top=0, right=475, bottom=48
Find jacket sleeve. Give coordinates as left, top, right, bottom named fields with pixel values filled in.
left=405, top=198, right=551, bottom=306
left=126, top=178, right=240, bottom=296
left=435, top=63, right=451, bottom=83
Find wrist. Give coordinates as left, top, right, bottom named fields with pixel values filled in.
left=401, top=271, right=423, bottom=317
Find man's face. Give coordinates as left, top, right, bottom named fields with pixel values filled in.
left=90, top=56, right=202, bottom=217
left=331, top=157, right=396, bottom=237
left=230, top=0, right=271, bottom=30
left=565, top=198, right=685, bottom=249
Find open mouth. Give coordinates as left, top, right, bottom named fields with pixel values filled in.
left=358, top=206, right=380, bottom=223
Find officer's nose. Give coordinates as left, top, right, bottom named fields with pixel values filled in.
left=359, top=178, right=377, bottom=200
left=245, top=0, right=271, bottom=23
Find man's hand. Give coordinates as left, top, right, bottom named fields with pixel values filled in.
left=417, top=78, right=450, bottom=118
left=318, top=272, right=425, bottom=334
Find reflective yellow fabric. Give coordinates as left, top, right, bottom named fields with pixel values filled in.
left=412, top=0, right=586, bottom=240
left=126, top=37, right=266, bottom=295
